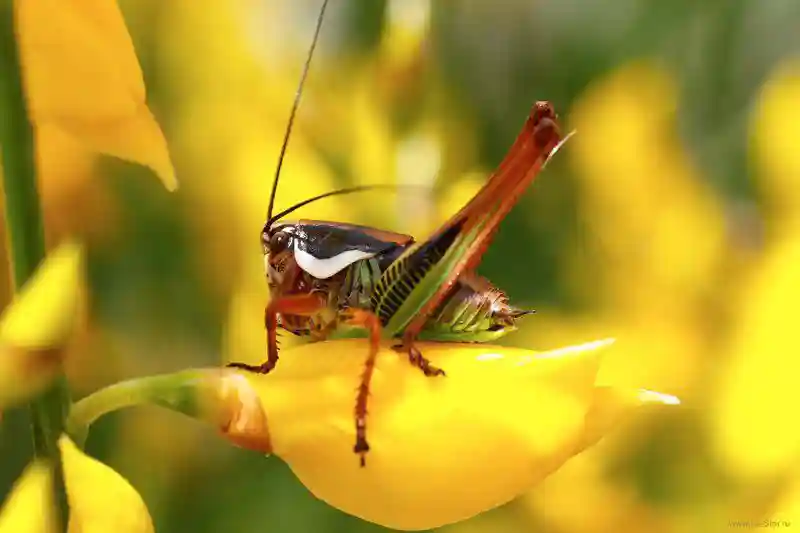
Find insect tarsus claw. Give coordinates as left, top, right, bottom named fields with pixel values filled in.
left=354, top=436, right=370, bottom=468
left=225, top=360, right=277, bottom=375
left=226, top=362, right=255, bottom=371
left=420, top=362, right=446, bottom=377
left=429, top=367, right=446, bottom=377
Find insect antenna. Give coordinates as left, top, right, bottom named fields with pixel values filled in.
left=267, top=0, right=330, bottom=225
left=268, top=184, right=426, bottom=226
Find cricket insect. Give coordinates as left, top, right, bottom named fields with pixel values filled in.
left=227, top=0, right=569, bottom=466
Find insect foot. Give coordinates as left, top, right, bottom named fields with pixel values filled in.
left=354, top=417, right=370, bottom=467
left=392, top=343, right=447, bottom=377
left=226, top=360, right=277, bottom=374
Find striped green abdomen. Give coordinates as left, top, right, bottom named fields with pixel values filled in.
left=369, top=222, right=461, bottom=327
left=367, top=221, right=528, bottom=341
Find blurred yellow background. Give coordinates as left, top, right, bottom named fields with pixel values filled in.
left=2, top=0, right=799, bottom=532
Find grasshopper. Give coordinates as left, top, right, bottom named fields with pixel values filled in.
left=227, top=0, right=568, bottom=466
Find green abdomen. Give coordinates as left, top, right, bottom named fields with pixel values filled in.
left=342, top=253, right=529, bottom=342
left=418, top=274, right=531, bottom=342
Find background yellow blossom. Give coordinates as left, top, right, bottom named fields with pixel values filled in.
left=2, top=1, right=799, bottom=532
left=0, top=436, right=153, bottom=533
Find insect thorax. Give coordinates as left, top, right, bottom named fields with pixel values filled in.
left=338, top=257, right=383, bottom=310
left=269, top=255, right=381, bottom=338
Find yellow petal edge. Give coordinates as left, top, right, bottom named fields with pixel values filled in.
left=15, top=0, right=177, bottom=190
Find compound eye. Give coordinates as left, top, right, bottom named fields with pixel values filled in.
left=269, top=231, right=291, bottom=255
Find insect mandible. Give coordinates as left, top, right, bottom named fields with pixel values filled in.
left=227, top=0, right=570, bottom=467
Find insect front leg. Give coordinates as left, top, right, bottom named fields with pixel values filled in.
left=227, top=292, right=327, bottom=374
left=338, top=307, right=382, bottom=467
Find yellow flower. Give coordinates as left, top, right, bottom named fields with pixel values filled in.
left=0, top=242, right=83, bottom=410
left=712, top=224, right=800, bottom=478
left=711, top=60, right=800, bottom=479
left=15, top=0, right=175, bottom=190
left=0, top=436, right=153, bottom=533
left=212, top=339, right=678, bottom=530
left=569, top=61, right=725, bottom=318
left=750, top=60, right=800, bottom=224
left=66, top=338, right=678, bottom=530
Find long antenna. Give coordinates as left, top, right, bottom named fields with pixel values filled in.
left=267, top=0, right=330, bottom=223
left=268, top=184, right=429, bottom=226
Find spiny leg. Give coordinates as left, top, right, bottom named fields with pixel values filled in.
left=227, top=292, right=327, bottom=374
left=340, top=308, right=382, bottom=467
left=391, top=339, right=445, bottom=377
left=386, top=105, right=562, bottom=380
left=401, top=112, right=560, bottom=374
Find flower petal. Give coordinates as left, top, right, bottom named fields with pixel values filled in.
left=569, top=61, right=725, bottom=316
left=61, top=436, right=154, bottom=533
left=576, top=387, right=680, bottom=456
left=0, top=461, right=57, bottom=533
left=0, top=436, right=153, bottom=533
left=0, top=242, right=83, bottom=349
left=751, top=60, right=800, bottom=218
left=67, top=338, right=678, bottom=531
left=712, top=229, right=800, bottom=478
left=15, top=0, right=176, bottom=190
left=0, top=242, right=83, bottom=410
left=61, top=109, right=176, bottom=193
left=233, top=338, right=629, bottom=530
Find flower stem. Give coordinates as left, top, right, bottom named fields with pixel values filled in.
left=0, top=0, right=69, bottom=528
left=68, top=368, right=273, bottom=456
left=67, top=370, right=220, bottom=447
